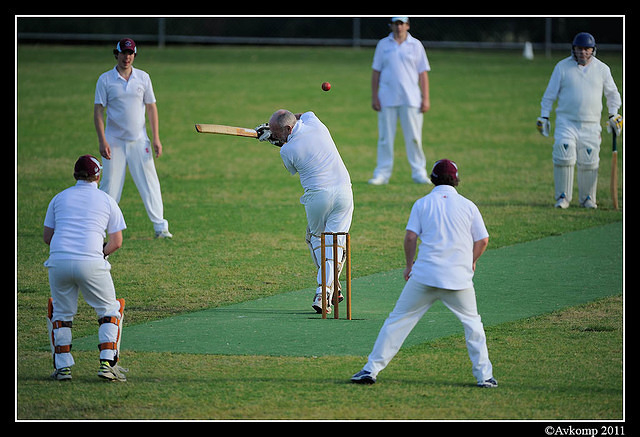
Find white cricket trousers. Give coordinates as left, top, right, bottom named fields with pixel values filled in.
left=100, top=135, right=169, bottom=233
left=45, top=258, right=123, bottom=369
left=301, top=186, right=353, bottom=288
left=364, top=277, right=494, bottom=384
left=373, top=105, right=428, bottom=182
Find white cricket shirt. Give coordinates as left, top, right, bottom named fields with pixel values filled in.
left=406, top=185, right=488, bottom=290
left=44, top=180, right=127, bottom=261
left=280, top=112, right=351, bottom=192
left=94, top=66, right=156, bottom=141
left=372, top=32, right=430, bottom=108
left=540, top=56, right=621, bottom=122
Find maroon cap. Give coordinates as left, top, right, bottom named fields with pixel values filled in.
left=116, top=38, right=137, bottom=54
left=430, top=159, right=459, bottom=180
left=74, top=155, right=102, bottom=177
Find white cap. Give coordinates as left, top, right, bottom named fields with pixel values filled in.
left=391, top=17, right=409, bottom=23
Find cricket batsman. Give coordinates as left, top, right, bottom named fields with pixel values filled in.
left=537, top=32, right=622, bottom=209
left=257, top=110, right=354, bottom=314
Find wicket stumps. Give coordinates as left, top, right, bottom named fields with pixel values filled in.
left=320, top=232, right=351, bottom=320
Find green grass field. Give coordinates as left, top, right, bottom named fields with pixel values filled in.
left=16, top=44, right=623, bottom=421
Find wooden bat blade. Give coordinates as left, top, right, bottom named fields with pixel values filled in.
left=195, top=124, right=258, bottom=138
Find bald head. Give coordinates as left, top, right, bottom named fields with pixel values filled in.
left=269, top=109, right=297, bottom=144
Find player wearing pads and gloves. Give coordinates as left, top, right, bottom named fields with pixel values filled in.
left=537, top=32, right=622, bottom=209
left=258, top=110, right=353, bottom=314
left=43, top=155, right=128, bottom=381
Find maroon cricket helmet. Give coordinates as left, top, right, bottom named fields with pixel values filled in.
left=430, top=159, right=459, bottom=180
left=74, top=154, right=102, bottom=177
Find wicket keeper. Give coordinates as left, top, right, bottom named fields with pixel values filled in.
left=537, top=32, right=622, bottom=209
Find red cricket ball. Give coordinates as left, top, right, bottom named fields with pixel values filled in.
left=321, top=82, right=331, bottom=91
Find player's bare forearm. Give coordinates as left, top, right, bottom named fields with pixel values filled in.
left=43, top=226, right=54, bottom=245
left=94, top=104, right=111, bottom=159
left=103, top=231, right=123, bottom=257
left=146, top=103, right=162, bottom=157
left=371, top=70, right=381, bottom=111
left=472, top=237, right=489, bottom=271
left=419, top=71, right=430, bottom=113
left=403, top=230, right=419, bottom=280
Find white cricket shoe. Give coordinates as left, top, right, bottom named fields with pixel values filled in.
left=155, top=230, right=173, bottom=239
left=312, top=293, right=331, bottom=314
left=351, top=369, right=376, bottom=384
left=477, top=377, right=498, bottom=388
left=555, top=197, right=570, bottom=209
left=98, top=360, right=128, bottom=382
left=412, top=176, right=432, bottom=185
left=368, top=176, right=388, bottom=185
left=581, top=197, right=598, bottom=209
left=50, top=367, right=72, bottom=381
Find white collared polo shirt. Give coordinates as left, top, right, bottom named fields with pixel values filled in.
left=405, top=185, right=488, bottom=290
left=44, top=180, right=127, bottom=261
left=94, top=66, right=156, bottom=141
left=372, top=32, right=430, bottom=108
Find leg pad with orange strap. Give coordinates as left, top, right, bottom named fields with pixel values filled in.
left=46, top=297, right=74, bottom=369
left=97, top=298, right=125, bottom=363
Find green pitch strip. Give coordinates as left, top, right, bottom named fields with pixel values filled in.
left=74, top=222, right=623, bottom=357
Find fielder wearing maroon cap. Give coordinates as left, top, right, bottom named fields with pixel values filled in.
left=430, top=159, right=459, bottom=186
left=74, top=154, right=102, bottom=180
left=113, top=38, right=137, bottom=56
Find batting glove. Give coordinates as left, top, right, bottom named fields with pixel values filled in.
left=255, top=123, right=271, bottom=141
left=607, top=114, right=623, bottom=136
left=255, top=123, right=285, bottom=147
left=536, top=117, right=550, bottom=137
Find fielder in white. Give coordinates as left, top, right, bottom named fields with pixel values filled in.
left=537, top=32, right=622, bottom=209
left=94, top=38, right=172, bottom=238
left=369, top=17, right=431, bottom=185
left=351, top=159, right=497, bottom=387
left=258, top=110, right=353, bottom=314
left=43, top=155, right=128, bottom=381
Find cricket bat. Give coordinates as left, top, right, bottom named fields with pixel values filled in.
left=611, top=131, right=618, bottom=210
left=195, top=123, right=258, bottom=138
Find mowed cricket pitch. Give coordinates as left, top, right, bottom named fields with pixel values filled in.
left=73, top=222, right=622, bottom=357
